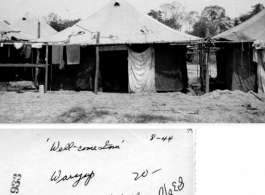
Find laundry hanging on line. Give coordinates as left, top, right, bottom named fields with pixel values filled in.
left=20, top=45, right=32, bottom=59
left=52, top=45, right=65, bottom=69
left=66, top=45, right=80, bottom=65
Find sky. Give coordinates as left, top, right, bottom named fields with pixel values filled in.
left=0, top=0, right=264, bottom=23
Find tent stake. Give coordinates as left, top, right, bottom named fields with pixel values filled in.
left=94, top=32, right=100, bottom=94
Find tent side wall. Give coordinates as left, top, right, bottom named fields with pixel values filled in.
left=155, top=45, right=188, bottom=91
left=47, top=44, right=189, bottom=92
left=48, top=46, right=95, bottom=91
left=216, top=43, right=257, bottom=92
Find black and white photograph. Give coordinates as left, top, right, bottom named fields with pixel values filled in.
left=0, top=0, right=264, bottom=123
left=0, top=1, right=265, bottom=195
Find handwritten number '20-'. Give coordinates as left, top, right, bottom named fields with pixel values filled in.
left=10, top=174, right=21, bottom=193
left=133, top=170, right=148, bottom=181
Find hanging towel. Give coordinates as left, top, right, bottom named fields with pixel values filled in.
left=66, top=45, right=80, bottom=65
left=128, top=46, right=156, bottom=93
left=52, top=45, right=65, bottom=69
left=20, top=44, right=32, bottom=58
left=14, top=43, right=23, bottom=49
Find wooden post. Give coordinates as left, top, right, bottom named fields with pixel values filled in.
left=205, top=28, right=210, bottom=93
left=94, top=32, right=100, bottom=94
left=38, top=21, right=41, bottom=38
left=35, top=49, right=40, bottom=86
left=44, top=44, right=49, bottom=93
left=198, top=44, right=204, bottom=90
left=205, top=48, right=209, bottom=93
left=35, top=21, right=41, bottom=86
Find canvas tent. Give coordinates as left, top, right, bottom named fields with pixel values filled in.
left=11, top=12, right=57, bottom=40
left=0, top=21, right=30, bottom=41
left=35, top=0, right=199, bottom=93
left=213, top=9, right=265, bottom=93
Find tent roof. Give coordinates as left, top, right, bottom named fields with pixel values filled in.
left=0, top=20, right=30, bottom=40
left=35, top=0, right=199, bottom=45
left=11, top=12, right=57, bottom=40
left=213, top=9, right=265, bottom=42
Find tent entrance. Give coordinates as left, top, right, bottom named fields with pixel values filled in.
left=99, top=50, right=128, bottom=93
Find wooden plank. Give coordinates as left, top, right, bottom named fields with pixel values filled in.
left=0, top=64, right=47, bottom=67
left=45, top=44, right=49, bottom=93
left=94, top=32, right=100, bottom=94
left=99, top=45, right=126, bottom=51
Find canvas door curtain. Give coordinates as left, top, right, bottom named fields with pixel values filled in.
left=128, top=46, right=156, bottom=93
left=253, top=48, right=265, bottom=93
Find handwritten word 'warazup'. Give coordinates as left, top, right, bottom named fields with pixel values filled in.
left=51, top=170, right=95, bottom=187
left=48, top=140, right=123, bottom=152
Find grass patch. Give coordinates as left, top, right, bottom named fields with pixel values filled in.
left=123, top=113, right=174, bottom=123
left=58, top=107, right=88, bottom=123
left=92, top=107, right=110, bottom=117
left=56, top=106, right=111, bottom=123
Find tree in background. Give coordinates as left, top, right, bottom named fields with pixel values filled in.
left=189, top=5, right=233, bottom=38
left=183, top=11, right=199, bottom=33
left=148, top=10, right=163, bottom=23
left=44, top=13, right=81, bottom=32
left=148, top=1, right=186, bottom=31
left=234, top=3, right=264, bottom=26
left=148, top=2, right=264, bottom=38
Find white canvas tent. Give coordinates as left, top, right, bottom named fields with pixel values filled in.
left=33, top=0, right=200, bottom=93
left=213, top=9, right=265, bottom=93
left=35, top=0, right=198, bottom=45
left=11, top=12, right=57, bottom=40
left=0, top=20, right=30, bottom=41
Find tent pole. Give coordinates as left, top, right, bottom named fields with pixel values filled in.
left=94, top=32, right=100, bottom=94
left=198, top=44, right=204, bottom=90
left=38, top=21, right=40, bottom=38
left=205, top=48, right=209, bottom=93
left=35, top=49, right=40, bottom=86
left=45, top=44, right=49, bottom=93
left=35, top=21, right=41, bottom=87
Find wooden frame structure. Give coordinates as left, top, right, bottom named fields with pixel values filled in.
left=0, top=44, right=49, bottom=93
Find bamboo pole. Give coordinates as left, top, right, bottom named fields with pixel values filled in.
left=94, top=32, right=100, bottom=94
left=45, top=44, right=49, bottom=93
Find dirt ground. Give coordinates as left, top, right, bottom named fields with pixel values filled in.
left=0, top=65, right=265, bottom=123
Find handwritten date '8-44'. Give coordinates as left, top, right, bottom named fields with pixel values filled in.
left=159, top=177, right=184, bottom=195
left=150, top=134, right=173, bottom=142
left=10, top=174, right=21, bottom=193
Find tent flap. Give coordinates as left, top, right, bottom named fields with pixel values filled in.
left=155, top=45, right=187, bottom=91
left=128, top=46, right=156, bottom=93
left=253, top=48, right=265, bottom=93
